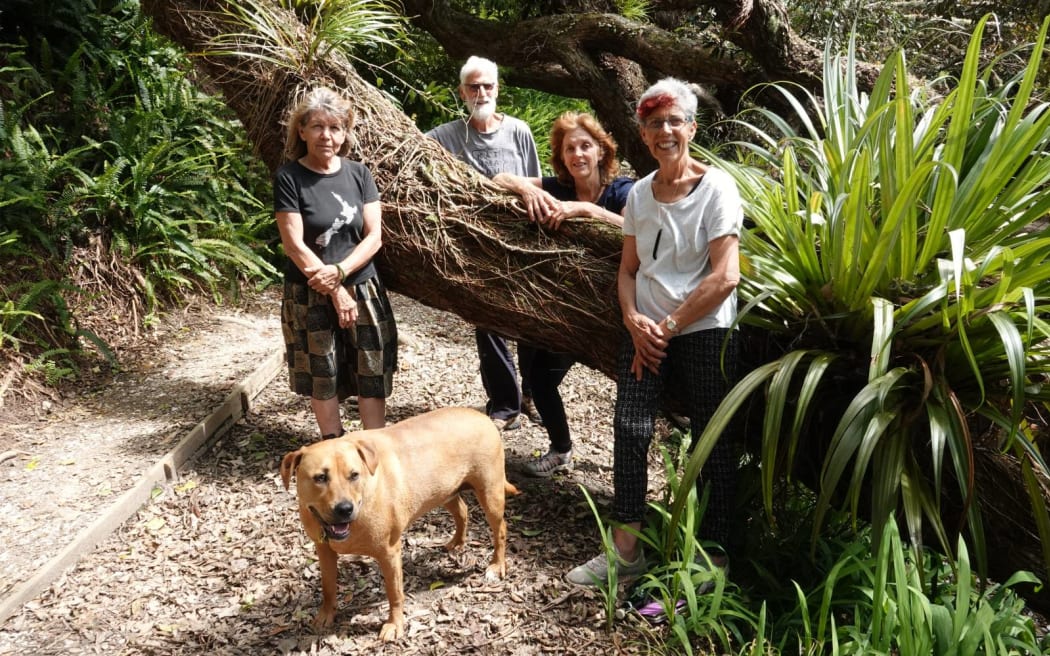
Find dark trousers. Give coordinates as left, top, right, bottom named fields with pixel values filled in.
left=476, top=329, right=535, bottom=420
left=613, top=328, right=740, bottom=548
left=525, top=349, right=576, bottom=453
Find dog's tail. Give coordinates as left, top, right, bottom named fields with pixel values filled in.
left=505, top=482, right=521, bottom=497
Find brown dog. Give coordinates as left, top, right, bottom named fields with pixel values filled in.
left=279, top=407, right=519, bottom=641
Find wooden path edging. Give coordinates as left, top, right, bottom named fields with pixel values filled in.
left=0, top=348, right=284, bottom=626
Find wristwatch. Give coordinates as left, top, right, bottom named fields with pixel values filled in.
left=665, top=316, right=680, bottom=335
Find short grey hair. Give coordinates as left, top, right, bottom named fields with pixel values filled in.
left=459, top=56, right=499, bottom=84
left=636, top=77, right=699, bottom=122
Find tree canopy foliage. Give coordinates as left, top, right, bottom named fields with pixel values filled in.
left=388, top=0, right=1047, bottom=175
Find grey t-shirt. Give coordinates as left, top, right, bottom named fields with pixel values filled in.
left=426, top=114, right=541, bottom=178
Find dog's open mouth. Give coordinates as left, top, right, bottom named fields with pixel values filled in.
left=310, top=506, right=352, bottom=542
left=323, top=522, right=351, bottom=541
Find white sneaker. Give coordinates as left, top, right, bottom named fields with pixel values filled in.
left=524, top=449, right=572, bottom=477
left=565, top=548, right=646, bottom=587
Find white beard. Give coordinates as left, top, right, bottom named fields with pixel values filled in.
left=469, top=101, right=495, bottom=122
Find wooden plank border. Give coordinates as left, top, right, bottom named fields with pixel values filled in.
left=0, top=348, right=284, bottom=626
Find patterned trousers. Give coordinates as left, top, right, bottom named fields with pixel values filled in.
left=613, top=328, right=740, bottom=549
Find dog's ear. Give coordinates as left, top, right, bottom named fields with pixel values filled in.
left=280, top=450, right=303, bottom=490
left=355, top=439, right=378, bottom=476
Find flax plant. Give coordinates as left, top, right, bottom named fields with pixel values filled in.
left=578, top=486, right=623, bottom=631
left=632, top=442, right=753, bottom=654
left=780, top=517, right=1044, bottom=654
left=671, top=14, right=1050, bottom=584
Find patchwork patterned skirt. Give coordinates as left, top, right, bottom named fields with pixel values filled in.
left=281, top=275, right=398, bottom=401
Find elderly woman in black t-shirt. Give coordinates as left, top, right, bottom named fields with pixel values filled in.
left=494, top=111, right=635, bottom=476
left=273, top=87, right=398, bottom=439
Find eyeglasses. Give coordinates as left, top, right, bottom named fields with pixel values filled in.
left=642, top=115, right=692, bottom=130
left=465, top=82, right=496, bottom=93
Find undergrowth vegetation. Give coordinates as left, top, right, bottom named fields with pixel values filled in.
left=0, top=0, right=276, bottom=392
left=584, top=438, right=1049, bottom=654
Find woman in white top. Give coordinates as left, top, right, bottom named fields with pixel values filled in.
left=566, top=78, right=743, bottom=589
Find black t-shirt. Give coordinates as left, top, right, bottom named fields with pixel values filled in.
left=273, top=159, right=380, bottom=285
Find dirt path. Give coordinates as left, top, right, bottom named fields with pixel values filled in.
left=0, top=294, right=283, bottom=611
left=0, top=293, right=675, bottom=655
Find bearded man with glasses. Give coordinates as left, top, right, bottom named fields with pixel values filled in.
left=425, top=56, right=544, bottom=433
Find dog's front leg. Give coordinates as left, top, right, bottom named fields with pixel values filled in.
left=376, top=543, right=405, bottom=641
left=313, top=543, right=339, bottom=629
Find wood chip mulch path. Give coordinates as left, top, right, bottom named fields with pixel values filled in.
left=0, top=293, right=680, bottom=655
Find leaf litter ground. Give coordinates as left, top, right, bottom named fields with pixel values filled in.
left=0, top=292, right=680, bottom=655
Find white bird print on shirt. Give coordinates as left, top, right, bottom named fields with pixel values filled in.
left=315, top=192, right=358, bottom=248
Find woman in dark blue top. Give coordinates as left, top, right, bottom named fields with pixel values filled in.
left=496, top=111, right=632, bottom=230
left=495, top=111, right=635, bottom=476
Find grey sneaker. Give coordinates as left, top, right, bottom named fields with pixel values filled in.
left=565, top=548, right=646, bottom=587
left=491, top=415, right=522, bottom=431
left=524, top=449, right=572, bottom=477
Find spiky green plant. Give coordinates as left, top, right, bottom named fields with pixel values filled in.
left=614, top=0, right=650, bottom=22
left=204, top=0, right=405, bottom=75
left=797, top=518, right=1044, bottom=655
left=670, top=14, right=1050, bottom=586
left=630, top=441, right=755, bottom=655
left=577, top=486, right=624, bottom=631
